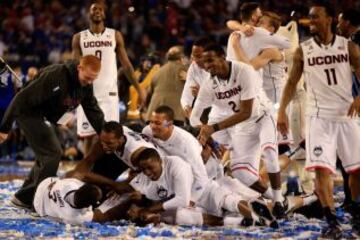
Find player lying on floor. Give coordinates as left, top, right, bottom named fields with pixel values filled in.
left=33, top=176, right=142, bottom=225
left=122, top=148, right=279, bottom=228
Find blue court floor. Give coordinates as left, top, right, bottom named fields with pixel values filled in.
left=0, top=162, right=356, bottom=239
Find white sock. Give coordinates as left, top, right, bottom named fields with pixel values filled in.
left=273, top=189, right=284, bottom=202
left=224, top=215, right=244, bottom=226
left=176, top=208, right=203, bottom=226
left=263, top=188, right=274, bottom=199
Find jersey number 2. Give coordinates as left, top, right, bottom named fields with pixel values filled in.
left=95, top=50, right=102, bottom=60
left=324, top=68, right=337, bottom=85
left=228, top=101, right=240, bottom=112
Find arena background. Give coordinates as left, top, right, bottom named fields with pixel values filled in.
left=0, top=0, right=359, bottom=239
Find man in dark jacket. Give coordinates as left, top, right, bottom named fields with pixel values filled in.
left=0, top=55, right=105, bottom=208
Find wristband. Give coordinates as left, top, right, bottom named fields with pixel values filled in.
left=212, top=123, right=220, bottom=132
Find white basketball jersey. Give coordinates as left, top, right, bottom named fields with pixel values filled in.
left=180, top=62, right=210, bottom=109
left=226, top=27, right=290, bottom=61
left=130, top=156, right=193, bottom=210
left=33, top=177, right=93, bottom=224
left=114, top=126, right=158, bottom=169
left=301, top=35, right=353, bottom=119
left=142, top=125, right=210, bottom=202
left=194, top=61, right=263, bottom=124
left=262, top=51, right=287, bottom=91
left=80, top=28, right=118, bottom=100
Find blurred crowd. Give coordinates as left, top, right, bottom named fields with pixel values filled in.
left=1, top=0, right=357, bottom=68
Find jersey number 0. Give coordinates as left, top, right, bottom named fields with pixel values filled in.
left=95, top=50, right=102, bottom=60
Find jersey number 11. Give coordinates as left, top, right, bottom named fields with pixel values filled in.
left=324, top=68, right=337, bottom=86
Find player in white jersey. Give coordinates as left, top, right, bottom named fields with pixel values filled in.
left=72, top=1, right=144, bottom=154
left=33, top=177, right=129, bottom=224
left=277, top=3, right=360, bottom=238
left=226, top=2, right=290, bottom=63
left=226, top=5, right=290, bottom=218
left=129, top=148, right=277, bottom=227
left=66, top=121, right=160, bottom=192
left=180, top=38, right=211, bottom=118
left=142, top=105, right=210, bottom=202
left=228, top=12, right=291, bottom=140
left=189, top=44, right=284, bottom=214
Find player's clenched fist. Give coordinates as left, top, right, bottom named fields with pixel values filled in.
left=277, top=110, right=289, bottom=135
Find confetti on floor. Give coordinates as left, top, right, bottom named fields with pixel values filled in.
left=0, top=163, right=357, bottom=239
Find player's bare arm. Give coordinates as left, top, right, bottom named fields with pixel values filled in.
left=277, top=46, right=303, bottom=134
left=71, top=33, right=82, bottom=60
left=198, top=98, right=253, bottom=145
left=230, top=33, right=282, bottom=70
left=347, top=41, right=360, bottom=117
left=226, top=20, right=254, bottom=36
left=65, top=141, right=105, bottom=177
left=230, top=32, right=251, bottom=64
left=72, top=171, right=117, bottom=189
left=115, top=30, right=145, bottom=107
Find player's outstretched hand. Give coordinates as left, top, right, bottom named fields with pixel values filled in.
left=0, top=132, right=8, bottom=144
left=348, top=96, right=360, bottom=118
left=198, top=124, right=214, bottom=146
left=277, top=110, right=289, bottom=135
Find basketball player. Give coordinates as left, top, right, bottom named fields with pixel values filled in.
left=230, top=12, right=285, bottom=106
left=180, top=38, right=210, bottom=118
left=129, top=148, right=277, bottom=228
left=226, top=4, right=291, bottom=218
left=33, top=177, right=139, bottom=224
left=226, top=2, right=290, bottom=62
left=72, top=1, right=144, bottom=154
left=66, top=121, right=160, bottom=184
left=142, top=105, right=210, bottom=202
left=277, top=2, right=360, bottom=237
left=189, top=44, right=281, bottom=216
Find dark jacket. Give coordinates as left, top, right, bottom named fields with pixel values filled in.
left=0, top=60, right=104, bottom=133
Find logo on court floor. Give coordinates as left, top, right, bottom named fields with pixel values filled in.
left=313, top=146, right=323, bottom=157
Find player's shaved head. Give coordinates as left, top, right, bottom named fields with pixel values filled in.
left=90, top=0, right=107, bottom=11
left=203, top=44, right=225, bottom=57
left=137, top=148, right=161, bottom=163
left=102, top=121, right=124, bottom=138
left=74, top=183, right=102, bottom=208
